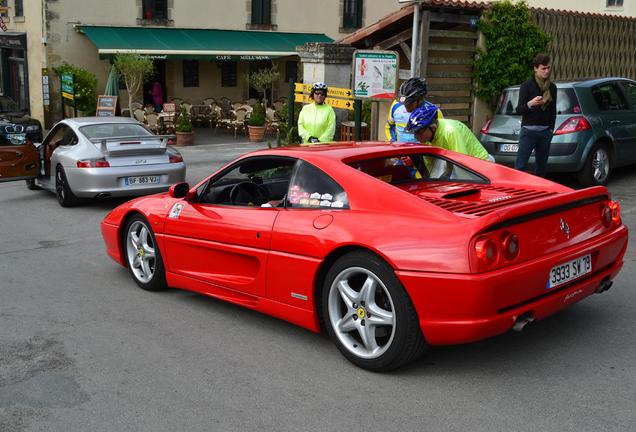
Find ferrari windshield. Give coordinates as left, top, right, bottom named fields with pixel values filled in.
left=349, top=153, right=488, bottom=185
left=79, top=123, right=153, bottom=139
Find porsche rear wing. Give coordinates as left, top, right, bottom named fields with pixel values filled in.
left=90, top=135, right=175, bottom=156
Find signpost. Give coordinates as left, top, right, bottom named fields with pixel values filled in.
left=293, top=83, right=354, bottom=111
left=61, top=72, right=76, bottom=118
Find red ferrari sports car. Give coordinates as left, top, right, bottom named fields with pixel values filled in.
left=101, top=142, right=628, bottom=371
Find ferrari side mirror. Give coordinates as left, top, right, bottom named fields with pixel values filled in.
left=169, top=182, right=190, bottom=199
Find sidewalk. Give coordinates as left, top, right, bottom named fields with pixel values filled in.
left=181, top=126, right=273, bottom=149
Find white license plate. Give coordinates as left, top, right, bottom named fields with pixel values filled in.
left=124, top=175, right=160, bottom=186
left=500, top=143, right=519, bottom=152
left=547, top=254, right=592, bottom=289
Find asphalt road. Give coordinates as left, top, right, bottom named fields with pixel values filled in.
left=1, top=143, right=635, bottom=432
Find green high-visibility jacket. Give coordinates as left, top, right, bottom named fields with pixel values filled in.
left=298, top=102, right=336, bottom=144
left=432, top=118, right=490, bottom=160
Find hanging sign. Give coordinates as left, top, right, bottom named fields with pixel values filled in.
left=61, top=73, right=75, bottom=101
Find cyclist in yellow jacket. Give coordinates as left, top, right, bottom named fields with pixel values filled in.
left=298, top=82, right=336, bottom=144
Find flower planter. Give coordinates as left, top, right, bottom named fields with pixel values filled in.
left=247, top=125, right=266, bottom=143
left=175, top=131, right=194, bottom=146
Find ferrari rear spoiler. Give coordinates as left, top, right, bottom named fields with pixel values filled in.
left=90, top=135, right=175, bottom=155
left=475, top=186, right=611, bottom=234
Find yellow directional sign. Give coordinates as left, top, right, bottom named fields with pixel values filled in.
left=294, top=83, right=353, bottom=100
left=294, top=93, right=354, bottom=110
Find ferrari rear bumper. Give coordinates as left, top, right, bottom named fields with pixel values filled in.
left=397, top=225, right=628, bottom=346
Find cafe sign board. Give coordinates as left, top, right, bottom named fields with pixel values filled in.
left=352, top=50, right=399, bottom=99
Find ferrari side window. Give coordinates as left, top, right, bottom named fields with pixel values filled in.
left=288, top=161, right=349, bottom=209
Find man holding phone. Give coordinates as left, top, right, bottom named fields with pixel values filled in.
left=514, top=53, right=557, bottom=177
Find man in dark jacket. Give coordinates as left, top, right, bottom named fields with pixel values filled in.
left=515, top=53, right=557, bottom=177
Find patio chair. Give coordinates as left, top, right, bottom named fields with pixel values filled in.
left=229, top=108, right=248, bottom=138
left=203, top=97, right=216, bottom=106
left=131, top=101, right=143, bottom=111
left=133, top=108, right=146, bottom=123
left=145, top=112, right=160, bottom=133
left=246, top=98, right=257, bottom=107
left=273, top=101, right=285, bottom=112
left=265, top=107, right=281, bottom=137
left=192, top=104, right=212, bottom=127
left=161, top=102, right=177, bottom=133
left=181, top=103, right=193, bottom=115
left=144, top=104, right=155, bottom=114
left=231, top=101, right=245, bottom=111
left=219, top=97, right=232, bottom=113
left=170, top=97, right=183, bottom=106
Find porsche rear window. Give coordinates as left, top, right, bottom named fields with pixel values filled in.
left=349, top=153, right=487, bottom=185
left=80, top=123, right=153, bottom=139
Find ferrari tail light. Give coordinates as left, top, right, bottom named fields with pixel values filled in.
left=554, top=116, right=592, bottom=135
left=500, top=232, right=520, bottom=261
left=480, top=119, right=492, bottom=135
left=77, top=159, right=110, bottom=168
left=475, top=236, right=498, bottom=267
left=609, top=201, right=621, bottom=224
left=601, top=205, right=612, bottom=227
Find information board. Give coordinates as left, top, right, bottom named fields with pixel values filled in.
left=96, top=95, right=118, bottom=117
left=352, top=50, right=399, bottom=99
left=61, top=73, right=74, bottom=101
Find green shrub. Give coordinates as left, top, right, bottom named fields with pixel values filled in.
left=175, top=106, right=193, bottom=133
left=53, top=63, right=98, bottom=115
left=247, top=102, right=266, bottom=127
left=275, top=101, right=302, bottom=146
left=472, top=0, right=550, bottom=107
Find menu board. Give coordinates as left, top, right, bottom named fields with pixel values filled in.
left=96, top=95, right=118, bottom=117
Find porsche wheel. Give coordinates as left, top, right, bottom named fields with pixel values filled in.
left=55, top=166, right=78, bottom=207
left=322, top=251, right=427, bottom=371
left=125, top=215, right=167, bottom=291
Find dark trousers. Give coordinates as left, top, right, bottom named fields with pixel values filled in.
left=514, top=127, right=552, bottom=177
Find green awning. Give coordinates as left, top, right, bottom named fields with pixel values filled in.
left=79, top=25, right=333, bottom=60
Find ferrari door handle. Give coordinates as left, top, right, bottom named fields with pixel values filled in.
left=15, top=151, right=23, bottom=157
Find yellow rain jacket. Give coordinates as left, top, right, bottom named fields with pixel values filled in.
left=298, top=102, right=336, bottom=144
left=431, top=119, right=490, bottom=160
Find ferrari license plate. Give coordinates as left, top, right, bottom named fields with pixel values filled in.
left=547, top=254, right=592, bottom=289
left=125, top=175, right=160, bottom=186
left=500, top=143, right=519, bottom=152
left=8, top=133, right=26, bottom=145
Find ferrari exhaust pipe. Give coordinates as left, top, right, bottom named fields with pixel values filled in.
left=596, top=278, right=613, bottom=294
left=512, top=313, right=535, bottom=332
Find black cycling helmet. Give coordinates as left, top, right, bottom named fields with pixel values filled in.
left=310, top=82, right=328, bottom=97
left=399, top=78, right=427, bottom=104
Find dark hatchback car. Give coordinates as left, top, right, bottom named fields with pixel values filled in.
left=479, top=77, right=636, bottom=186
left=0, top=95, right=43, bottom=146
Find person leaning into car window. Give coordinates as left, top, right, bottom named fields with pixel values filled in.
left=514, top=53, right=557, bottom=178
left=298, top=82, right=336, bottom=145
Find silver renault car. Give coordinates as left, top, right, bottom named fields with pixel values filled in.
left=479, top=77, right=636, bottom=186
left=0, top=116, right=185, bottom=206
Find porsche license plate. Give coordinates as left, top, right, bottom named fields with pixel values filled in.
left=500, top=143, right=519, bottom=152
left=547, top=254, right=592, bottom=289
left=125, top=175, right=160, bottom=186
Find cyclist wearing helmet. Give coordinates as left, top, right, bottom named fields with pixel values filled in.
left=385, top=78, right=442, bottom=143
left=298, top=82, right=336, bottom=144
left=405, top=104, right=493, bottom=162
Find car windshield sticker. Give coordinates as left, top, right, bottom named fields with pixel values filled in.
left=331, top=201, right=344, bottom=208
left=321, top=193, right=333, bottom=201
left=320, top=200, right=332, bottom=207
left=169, top=203, right=184, bottom=219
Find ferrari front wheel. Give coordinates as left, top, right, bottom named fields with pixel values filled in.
left=322, top=251, right=427, bottom=371
left=124, top=215, right=167, bottom=291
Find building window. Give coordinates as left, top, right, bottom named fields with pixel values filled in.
left=0, top=0, right=8, bottom=17
left=220, top=61, right=237, bottom=87
left=285, top=61, right=298, bottom=83
left=251, top=0, right=271, bottom=25
left=143, top=0, right=167, bottom=21
left=606, top=0, right=623, bottom=6
left=182, top=60, right=199, bottom=87
left=343, top=0, right=363, bottom=29
left=14, top=0, right=23, bottom=17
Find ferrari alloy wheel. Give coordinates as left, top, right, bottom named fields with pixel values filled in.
left=322, top=251, right=427, bottom=371
left=125, top=215, right=167, bottom=291
left=577, top=143, right=611, bottom=187
left=55, top=166, right=78, bottom=207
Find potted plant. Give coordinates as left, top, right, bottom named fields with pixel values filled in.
left=175, top=105, right=194, bottom=146
left=247, top=101, right=266, bottom=142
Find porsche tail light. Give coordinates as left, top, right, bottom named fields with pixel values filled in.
left=554, top=116, right=592, bottom=135
left=169, top=154, right=183, bottom=163
left=500, top=232, right=520, bottom=261
left=77, top=159, right=110, bottom=168
left=480, top=119, right=492, bottom=135
left=475, top=236, right=498, bottom=267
